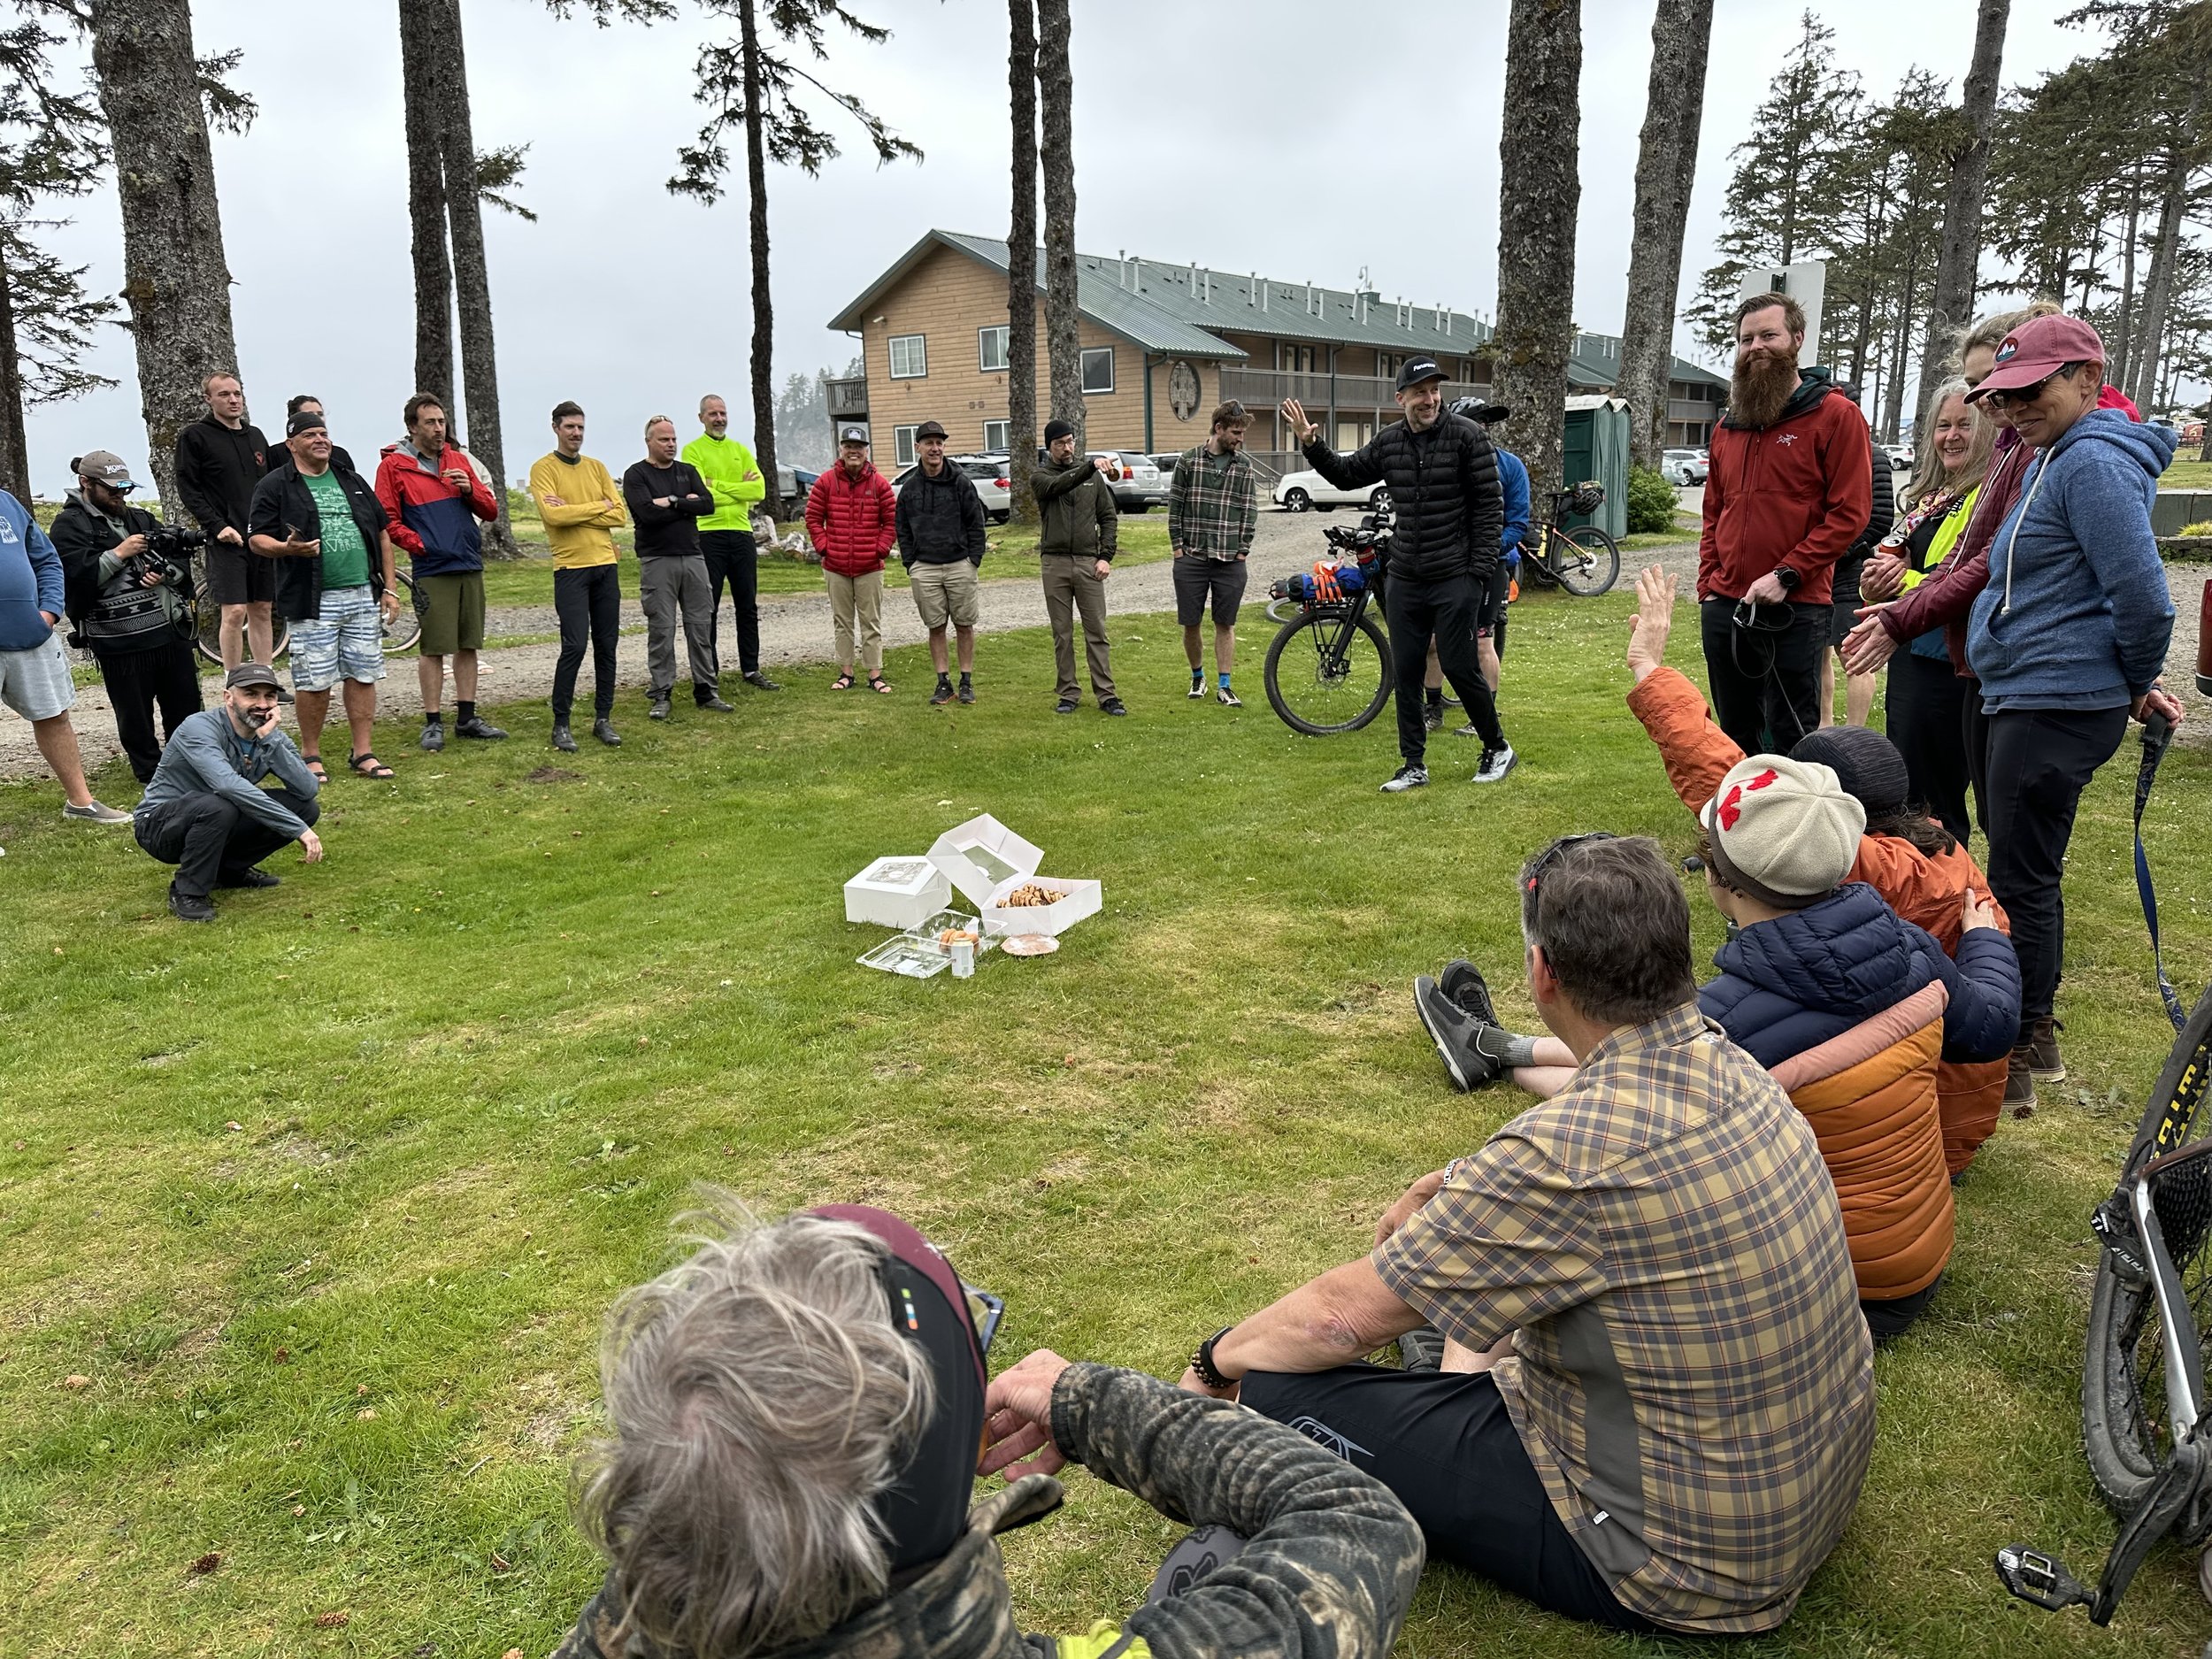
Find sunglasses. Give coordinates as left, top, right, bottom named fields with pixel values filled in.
left=1982, top=361, right=2085, bottom=411
left=961, top=1282, right=1004, bottom=1355
left=1524, top=831, right=1620, bottom=901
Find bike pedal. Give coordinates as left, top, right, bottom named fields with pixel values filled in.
left=1994, top=1544, right=2093, bottom=1611
left=2092, top=1194, right=2152, bottom=1286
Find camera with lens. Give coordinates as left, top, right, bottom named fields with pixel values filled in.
left=134, top=522, right=207, bottom=581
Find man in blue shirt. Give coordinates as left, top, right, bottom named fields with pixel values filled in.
left=0, top=487, right=132, bottom=824
left=134, top=662, right=324, bottom=921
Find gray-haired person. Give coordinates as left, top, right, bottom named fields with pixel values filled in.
left=551, top=1194, right=1423, bottom=1659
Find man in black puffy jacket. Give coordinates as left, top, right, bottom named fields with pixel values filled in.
left=1283, top=359, right=1515, bottom=791
left=895, top=421, right=987, bottom=705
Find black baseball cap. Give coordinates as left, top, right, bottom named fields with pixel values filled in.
left=915, top=420, right=948, bottom=441
left=225, top=662, right=283, bottom=692
left=1394, top=356, right=1446, bottom=392
left=286, top=409, right=327, bottom=437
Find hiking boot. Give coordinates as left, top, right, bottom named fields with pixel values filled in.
left=419, top=718, right=445, bottom=752
left=1414, top=975, right=1508, bottom=1092
left=1217, top=686, right=1242, bottom=708
left=217, top=866, right=280, bottom=889
left=742, top=671, right=781, bottom=692
left=1472, top=743, right=1517, bottom=785
left=455, top=716, right=508, bottom=740
left=61, top=799, right=131, bottom=825
left=2026, top=1015, right=2066, bottom=1083
left=168, top=888, right=216, bottom=923
left=1399, top=1325, right=1446, bottom=1372
left=956, top=679, right=976, bottom=704
left=696, top=694, right=734, bottom=713
left=1380, top=764, right=1429, bottom=794
left=1054, top=698, right=1079, bottom=715
left=1423, top=702, right=1444, bottom=732
left=649, top=695, right=672, bottom=721
left=2005, top=1041, right=2038, bottom=1113
left=1100, top=699, right=1128, bottom=717
left=1439, top=959, right=1500, bottom=1025
left=931, top=676, right=956, bottom=706
left=592, top=718, right=623, bottom=747
left=550, top=724, right=578, bottom=753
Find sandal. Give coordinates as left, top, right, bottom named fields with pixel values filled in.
left=302, top=754, right=328, bottom=783
left=831, top=672, right=856, bottom=691
left=348, top=752, right=396, bottom=780
left=868, top=675, right=893, bottom=695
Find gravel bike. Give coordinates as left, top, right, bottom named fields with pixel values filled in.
left=1261, top=515, right=1394, bottom=735
left=1517, top=481, right=1620, bottom=597
left=189, top=559, right=422, bottom=664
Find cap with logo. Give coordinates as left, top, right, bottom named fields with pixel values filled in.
left=225, top=662, right=284, bottom=692
left=840, top=425, right=870, bottom=446
left=1964, top=314, right=2107, bottom=403
left=1394, top=356, right=1447, bottom=393
left=914, top=419, right=948, bottom=442
left=286, top=408, right=329, bottom=437
left=75, top=451, right=137, bottom=489
left=1698, top=754, right=1865, bottom=910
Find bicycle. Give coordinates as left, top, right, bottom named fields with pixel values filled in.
left=190, top=558, right=422, bottom=664
left=1517, top=481, right=1619, bottom=597
left=1260, top=514, right=1394, bottom=735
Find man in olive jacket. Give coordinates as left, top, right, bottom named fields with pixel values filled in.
left=1033, top=419, right=1122, bottom=715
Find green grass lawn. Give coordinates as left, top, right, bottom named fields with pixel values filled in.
left=2161, top=459, right=2212, bottom=489
left=4, top=586, right=2210, bottom=1656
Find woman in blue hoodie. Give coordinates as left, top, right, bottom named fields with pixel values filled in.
left=1963, top=314, right=2186, bottom=1097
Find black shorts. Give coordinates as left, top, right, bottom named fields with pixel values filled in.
left=1477, top=561, right=1512, bottom=638
left=1172, top=555, right=1248, bottom=626
left=1828, top=553, right=1867, bottom=648
left=1240, top=1363, right=1659, bottom=1632
left=204, top=538, right=275, bottom=605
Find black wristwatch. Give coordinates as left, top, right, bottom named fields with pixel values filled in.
left=1773, top=565, right=1802, bottom=593
left=1191, top=1325, right=1237, bottom=1390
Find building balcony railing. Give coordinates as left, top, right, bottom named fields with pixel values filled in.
left=1218, top=367, right=1490, bottom=415
left=828, top=377, right=869, bottom=419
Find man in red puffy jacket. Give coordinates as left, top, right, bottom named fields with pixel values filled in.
left=806, top=426, right=897, bottom=692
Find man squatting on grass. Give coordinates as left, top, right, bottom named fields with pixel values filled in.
left=551, top=1195, right=1425, bottom=1659
left=1280, top=358, right=1515, bottom=792
left=1184, top=835, right=1876, bottom=1636
left=1170, top=400, right=1259, bottom=708
left=134, top=663, right=324, bottom=924
left=895, top=419, right=987, bottom=705
left=530, top=402, right=629, bottom=751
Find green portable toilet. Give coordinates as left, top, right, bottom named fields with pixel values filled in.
left=1561, top=396, right=1629, bottom=539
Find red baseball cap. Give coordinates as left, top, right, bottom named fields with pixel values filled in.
left=1966, top=314, right=2107, bottom=403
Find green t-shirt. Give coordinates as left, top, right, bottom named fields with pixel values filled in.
left=304, top=469, right=372, bottom=590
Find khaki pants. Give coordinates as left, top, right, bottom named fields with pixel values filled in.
left=1040, top=554, right=1115, bottom=703
left=826, top=569, right=884, bottom=674
left=640, top=553, right=718, bottom=699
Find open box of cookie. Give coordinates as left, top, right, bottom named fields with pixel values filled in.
left=926, top=814, right=1102, bottom=939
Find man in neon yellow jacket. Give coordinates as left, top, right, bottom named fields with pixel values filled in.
left=682, top=395, right=780, bottom=691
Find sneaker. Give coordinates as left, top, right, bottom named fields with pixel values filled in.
left=1217, top=686, right=1242, bottom=708
left=649, top=696, right=672, bottom=722
left=1423, top=703, right=1444, bottom=732
left=419, top=719, right=446, bottom=752
left=695, top=694, right=734, bottom=713
left=61, top=799, right=131, bottom=825
left=550, top=724, right=578, bottom=753
left=1472, top=743, right=1517, bottom=784
left=1438, top=959, right=1500, bottom=1025
left=1187, top=677, right=1207, bottom=700
left=1398, top=1325, right=1446, bottom=1372
left=956, top=680, right=976, bottom=705
left=217, top=866, right=281, bottom=889
left=1054, top=698, right=1079, bottom=715
left=592, top=718, right=623, bottom=748
left=931, top=677, right=956, bottom=706
left=2026, top=1015, right=2065, bottom=1083
left=168, top=888, right=216, bottom=923
left=1414, top=975, right=1508, bottom=1091
left=1440, top=693, right=1463, bottom=709
left=1453, top=721, right=1482, bottom=738
left=2004, top=1042, right=2038, bottom=1113
left=742, top=671, right=782, bottom=692
left=455, top=716, right=509, bottom=740
left=1099, top=699, right=1128, bottom=717
left=275, top=687, right=295, bottom=705
left=1380, top=764, right=1429, bottom=793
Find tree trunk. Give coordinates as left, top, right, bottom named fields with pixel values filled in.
left=741, top=1, right=779, bottom=522
left=87, top=0, right=242, bottom=521
left=1006, top=0, right=1039, bottom=522
left=1913, top=0, right=2008, bottom=436
left=1883, top=256, right=1921, bottom=441
left=1035, top=0, right=1081, bottom=441
left=1494, top=0, right=1582, bottom=506
left=1618, top=0, right=1715, bottom=468
left=398, top=0, right=453, bottom=411
left=2131, top=73, right=2203, bottom=413
left=422, top=0, right=517, bottom=554
left=2111, top=165, right=2145, bottom=396
left=0, top=244, right=28, bottom=504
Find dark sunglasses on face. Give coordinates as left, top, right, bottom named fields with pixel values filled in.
left=1984, top=361, right=2085, bottom=411
left=1523, top=831, right=1621, bottom=901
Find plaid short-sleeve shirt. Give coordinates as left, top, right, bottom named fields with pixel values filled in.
left=1373, top=1002, right=1875, bottom=1634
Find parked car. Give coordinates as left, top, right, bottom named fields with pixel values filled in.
left=887, top=456, right=1011, bottom=524
left=774, top=465, right=818, bottom=521
left=1109, top=450, right=1169, bottom=512
left=1272, top=468, right=1389, bottom=514
left=1661, top=448, right=1707, bottom=487
left=1150, top=450, right=1186, bottom=477
left=1886, top=444, right=1914, bottom=472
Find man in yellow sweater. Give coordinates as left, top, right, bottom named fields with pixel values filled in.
left=682, top=395, right=780, bottom=692
left=529, top=400, right=629, bottom=750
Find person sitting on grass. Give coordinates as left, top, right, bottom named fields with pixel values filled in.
left=551, top=1194, right=1425, bottom=1659
left=1180, top=836, right=1874, bottom=1637
left=1416, top=757, right=2019, bottom=1340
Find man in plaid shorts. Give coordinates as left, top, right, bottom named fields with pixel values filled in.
left=1169, top=400, right=1259, bottom=707
left=1174, top=835, right=1874, bottom=1635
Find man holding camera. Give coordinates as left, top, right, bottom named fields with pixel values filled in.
left=134, top=663, right=323, bottom=922
left=51, top=451, right=204, bottom=785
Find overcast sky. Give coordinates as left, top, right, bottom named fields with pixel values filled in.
left=23, top=0, right=2100, bottom=498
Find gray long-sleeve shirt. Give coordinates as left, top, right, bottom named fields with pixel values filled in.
left=136, top=707, right=321, bottom=841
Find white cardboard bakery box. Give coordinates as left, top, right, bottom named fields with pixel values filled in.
left=844, top=855, right=952, bottom=929
left=927, top=814, right=1102, bottom=938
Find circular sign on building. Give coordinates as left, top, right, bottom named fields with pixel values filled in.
left=1168, top=359, right=1201, bottom=422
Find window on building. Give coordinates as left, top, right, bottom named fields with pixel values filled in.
left=1279, top=342, right=1317, bottom=374
left=982, top=419, right=1010, bottom=453
left=978, top=326, right=1010, bottom=373
left=893, top=425, right=918, bottom=466
left=1080, top=346, right=1114, bottom=395
left=1378, top=353, right=1401, bottom=380
left=888, top=334, right=927, bottom=380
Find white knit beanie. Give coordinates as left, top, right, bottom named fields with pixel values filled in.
left=1699, top=754, right=1865, bottom=907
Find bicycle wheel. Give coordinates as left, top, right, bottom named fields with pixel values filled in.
left=382, top=573, right=423, bottom=656
left=2083, top=983, right=2212, bottom=1530
left=1264, top=607, right=1393, bottom=735
left=1553, top=527, right=1620, bottom=597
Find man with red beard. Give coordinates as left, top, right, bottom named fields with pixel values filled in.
left=1697, top=295, right=1873, bottom=756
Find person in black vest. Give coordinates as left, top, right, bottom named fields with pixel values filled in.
left=1282, top=359, right=1515, bottom=791
left=52, top=450, right=204, bottom=784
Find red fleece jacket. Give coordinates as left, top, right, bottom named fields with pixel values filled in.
left=1698, top=385, right=1874, bottom=607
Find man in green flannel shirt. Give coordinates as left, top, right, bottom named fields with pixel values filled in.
left=1169, top=400, right=1259, bottom=707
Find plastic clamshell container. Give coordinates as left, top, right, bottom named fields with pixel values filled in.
left=845, top=856, right=952, bottom=929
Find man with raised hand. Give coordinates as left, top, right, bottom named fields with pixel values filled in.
left=683, top=394, right=780, bottom=694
